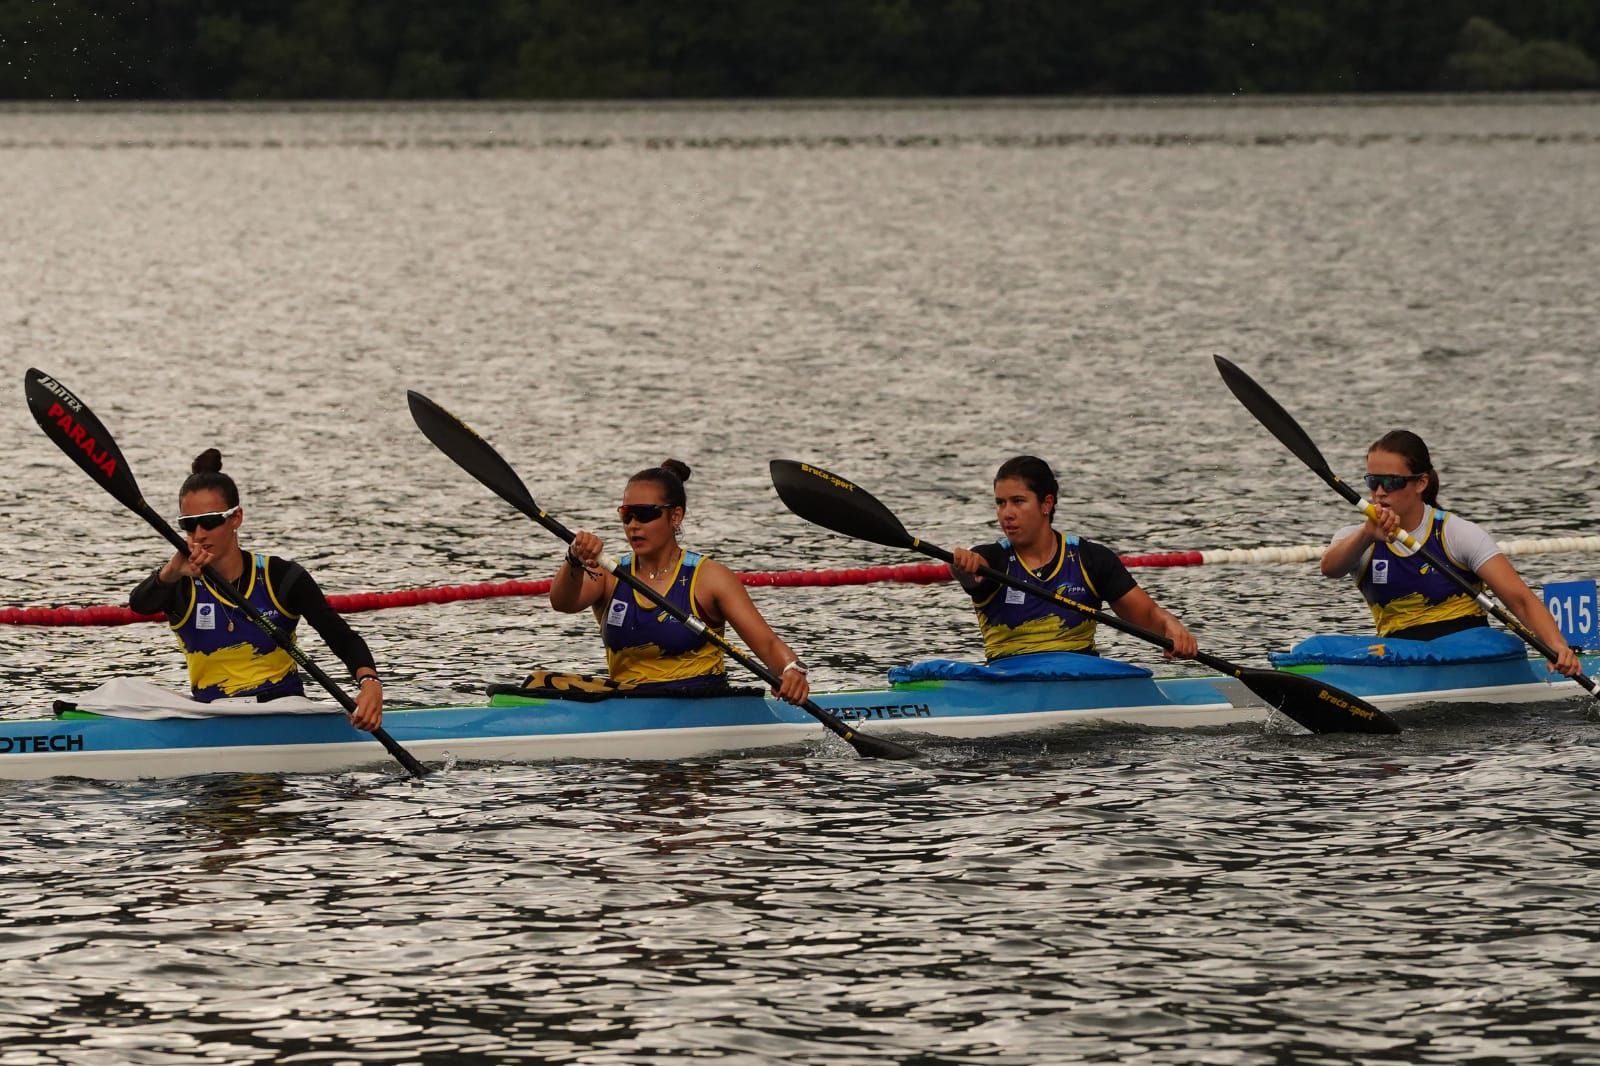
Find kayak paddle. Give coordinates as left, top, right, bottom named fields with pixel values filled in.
left=23, top=368, right=429, bottom=778
left=405, top=390, right=919, bottom=761
left=769, top=459, right=1400, bottom=734
left=1213, top=353, right=1598, bottom=696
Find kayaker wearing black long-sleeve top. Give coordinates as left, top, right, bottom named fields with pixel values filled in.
left=947, top=455, right=1198, bottom=662
left=127, top=448, right=385, bottom=729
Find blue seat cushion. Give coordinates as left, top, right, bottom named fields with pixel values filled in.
left=1269, top=627, right=1526, bottom=667
left=889, top=651, right=1152, bottom=684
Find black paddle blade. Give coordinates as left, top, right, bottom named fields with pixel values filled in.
left=1238, top=666, right=1400, bottom=734
left=769, top=460, right=917, bottom=551
left=24, top=368, right=148, bottom=513
left=844, top=730, right=920, bottom=760
left=407, top=390, right=542, bottom=521
left=1213, top=355, right=1362, bottom=505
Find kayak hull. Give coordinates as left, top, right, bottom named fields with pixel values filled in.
left=3, top=654, right=1594, bottom=780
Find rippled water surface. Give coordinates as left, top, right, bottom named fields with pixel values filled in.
left=2, top=98, right=1599, bottom=1063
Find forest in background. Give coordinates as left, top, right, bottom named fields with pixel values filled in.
left=2, top=0, right=1597, bottom=99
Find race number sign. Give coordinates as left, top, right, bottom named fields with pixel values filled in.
left=1542, top=579, right=1599, bottom=651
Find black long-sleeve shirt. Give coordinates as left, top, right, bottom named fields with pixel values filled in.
left=963, top=537, right=1137, bottom=607
left=130, top=555, right=377, bottom=677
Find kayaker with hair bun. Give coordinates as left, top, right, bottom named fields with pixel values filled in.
left=948, top=454, right=1198, bottom=662
left=1320, top=429, right=1579, bottom=675
left=128, top=448, right=387, bottom=728
left=553, top=458, right=811, bottom=704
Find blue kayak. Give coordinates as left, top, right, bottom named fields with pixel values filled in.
left=2, top=649, right=1594, bottom=780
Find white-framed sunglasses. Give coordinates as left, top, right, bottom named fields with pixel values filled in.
left=175, top=505, right=239, bottom=533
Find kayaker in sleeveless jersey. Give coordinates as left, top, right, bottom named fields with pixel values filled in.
left=550, top=459, right=811, bottom=704
left=947, top=456, right=1198, bottom=662
left=1320, top=429, right=1579, bottom=675
left=127, top=449, right=386, bottom=728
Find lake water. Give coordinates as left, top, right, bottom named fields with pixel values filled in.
left=1, top=97, right=1598, bottom=1063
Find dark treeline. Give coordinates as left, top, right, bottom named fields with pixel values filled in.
left=2, top=0, right=1597, bottom=100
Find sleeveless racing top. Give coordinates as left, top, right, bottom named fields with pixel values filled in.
left=601, top=550, right=727, bottom=689
left=170, top=553, right=305, bottom=702
left=1356, top=507, right=1488, bottom=638
left=974, top=532, right=1099, bottom=661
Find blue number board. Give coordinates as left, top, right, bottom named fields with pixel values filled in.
left=1542, top=579, right=1600, bottom=651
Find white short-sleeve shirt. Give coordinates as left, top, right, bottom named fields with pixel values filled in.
left=1328, top=506, right=1501, bottom=578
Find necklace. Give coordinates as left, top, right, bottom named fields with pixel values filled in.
left=642, top=550, right=682, bottom=580
left=200, top=581, right=241, bottom=633
left=209, top=552, right=249, bottom=633
left=1016, top=548, right=1054, bottom=575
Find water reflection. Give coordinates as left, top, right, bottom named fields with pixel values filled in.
left=166, top=776, right=316, bottom=861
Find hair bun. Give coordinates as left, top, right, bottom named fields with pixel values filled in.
left=191, top=448, right=223, bottom=475
left=660, top=458, right=691, bottom=483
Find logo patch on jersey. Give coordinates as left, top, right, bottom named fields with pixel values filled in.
left=197, top=603, right=216, bottom=630
left=606, top=599, right=629, bottom=627
left=1372, top=559, right=1389, bottom=585
left=1004, top=587, right=1027, bottom=605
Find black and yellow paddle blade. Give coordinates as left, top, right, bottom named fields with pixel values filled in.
left=769, top=460, right=917, bottom=551
left=1213, top=355, right=1363, bottom=507
left=24, top=368, right=150, bottom=519
left=407, top=390, right=545, bottom=525
left=1232, top=665, right=1400, bottom=734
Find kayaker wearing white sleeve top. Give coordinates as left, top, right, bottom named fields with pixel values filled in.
left=1319, top=428, right=1578, bottom=676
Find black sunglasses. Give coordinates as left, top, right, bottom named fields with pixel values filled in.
left=176, top=505, right=239, bottom=533
left=1364, top=473, right=1424, bottom=492
left=618, top=503, right=669, bottom=524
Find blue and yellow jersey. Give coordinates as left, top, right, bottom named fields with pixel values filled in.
left=170, top=553, right=305, bottom=702
left=1357, top=508, right=1488, bottom=638
left=601, top=551, right=726, bottom=689
left=974, top=533, right=1102, bottom=661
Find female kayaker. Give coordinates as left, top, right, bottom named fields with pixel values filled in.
left=1320, top=429, right=1580, bottom=675
left=552, top=459, right=811, bottom=704
left=128, top=449, right=385, bottom=728
left=947, top=455, right=1198, bottom=661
